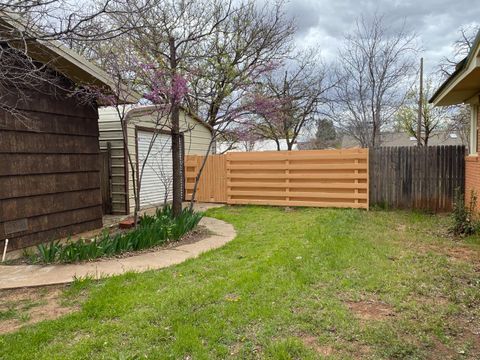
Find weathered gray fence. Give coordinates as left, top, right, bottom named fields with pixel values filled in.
left=369, top=145, right=465, bottom=212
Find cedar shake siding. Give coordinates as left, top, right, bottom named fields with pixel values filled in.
left=0, top=86, right=103, bottom=251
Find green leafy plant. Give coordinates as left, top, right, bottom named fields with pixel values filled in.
left=36, top=241, right=61, bottom=263
left=35, top=205, right=204, bottom=264
left=170, top=207, right=203, bottom=240
left=451, top=188, right=479, bottom=236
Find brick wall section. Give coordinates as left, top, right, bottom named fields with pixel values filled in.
left=465, top=156, right=480, bottom=207
left=465, top=109, right=480, bottom=209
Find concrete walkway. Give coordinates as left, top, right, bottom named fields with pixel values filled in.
left=0, top=216, right=235, bottom=290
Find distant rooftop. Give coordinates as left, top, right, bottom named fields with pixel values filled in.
left=341, top=131, right=467, bottom=148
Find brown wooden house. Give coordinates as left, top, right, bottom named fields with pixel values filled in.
left=0, top=14, right=137, bottom=252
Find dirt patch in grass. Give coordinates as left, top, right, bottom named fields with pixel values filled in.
left=451, top=317, right=480, bottom=357
left=228, top=341, right=243, bottom=357
left=0, top=285, right=76, bottom=334
left=424, top=332, right=480, bottom=360
left=425, top=338, right=458, bottom=360
left=296, top=333, right=373, bottom=358
left=300, top=335, right=334, bottom=356
left=445, top=246, right=480, bottom=264
left=405, top=239, right=480, bottom=266
left=346, top=300, right=395, bottom=321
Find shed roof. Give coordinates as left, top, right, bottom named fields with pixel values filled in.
left=99, top=105, right=213, bottom=133
left=127, top=105, right=213, bottom=133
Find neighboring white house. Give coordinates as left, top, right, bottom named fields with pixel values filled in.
left=216, top=139, right=298, bottom=153
left=98, top=106, right=212, bottom=214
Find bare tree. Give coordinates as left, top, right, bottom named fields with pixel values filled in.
left=437, top=25, right=480, bottom=79
left=331, top=15, right=418, bottom=148
left=0, top=0, right=145, bottom=122
left=105, top=0, right=235, bottom=217
left=396, top=79, right=449, bottom=146
left=447, top=105, right=471, bottom=152
left=179, top=0, right=295, bottom=207
left=243, top=50, right=331, bottom=151
left=435, top=25, right=479, bottom=153
left=87, top=48, right=189, bottom=225
left=187, top=0, right=295, bottom=128
left=76, top=0, right=294, bottom=211
left=1, top=0, right=141, bottom=43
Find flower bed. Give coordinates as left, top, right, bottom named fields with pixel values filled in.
left=35, top=206, right=203, bottom=264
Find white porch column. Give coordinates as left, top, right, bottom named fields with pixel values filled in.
left=470, top=104, right=478, bottom=155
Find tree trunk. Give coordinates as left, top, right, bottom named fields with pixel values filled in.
left=169, top=36, right=183, bottom=218
left=275, top=139, right=281, bottom=151
left=171, top=106, right=182, bottom=218
left=123, top=120, right=140, bottom=228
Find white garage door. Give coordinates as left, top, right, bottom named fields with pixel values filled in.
left=137, top=130, right=173, bottom=208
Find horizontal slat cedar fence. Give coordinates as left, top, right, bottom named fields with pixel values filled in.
left=369, top=145, right=465, bottom=212
left=185, top=149, right=369, bottom=209
left=185, top=154, right=227, bottom=203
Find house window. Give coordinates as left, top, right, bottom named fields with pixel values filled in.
left=471, top=105, right=478, bottom=155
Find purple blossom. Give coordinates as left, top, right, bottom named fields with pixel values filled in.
left=246, top=92, right=290, bottom=130
left=141, top=66, right=189, bottom=106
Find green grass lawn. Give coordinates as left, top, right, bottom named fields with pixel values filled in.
left=1, top=206, right=480, bottom=359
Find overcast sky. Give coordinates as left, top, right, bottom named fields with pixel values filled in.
left=286, top=0, right=480, bottom=74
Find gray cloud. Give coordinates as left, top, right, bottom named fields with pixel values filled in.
left=285, top=0, right=480, bottom=74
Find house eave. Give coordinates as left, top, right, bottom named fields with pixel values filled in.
left=430, top=30, right=480, bottom=107
left=430, top=65, right=480, bottom=106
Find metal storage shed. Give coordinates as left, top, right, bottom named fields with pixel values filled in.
left=98, top=106, right=213, bottom=214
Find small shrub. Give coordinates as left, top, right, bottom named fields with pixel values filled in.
left=451, top=188, right=478, bottom=236
left=35, top=205, right=204, bottom=264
